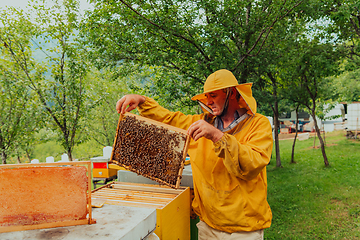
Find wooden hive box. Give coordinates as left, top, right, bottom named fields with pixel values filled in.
left=91, top=156, right=119, bottom=178
left=111, top=112, right=190, bottom=188
left=92, top=181, right=190, bottom=240
left=0, top=162, right=94, bottom=233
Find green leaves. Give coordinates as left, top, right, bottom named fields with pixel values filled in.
left=0, top=0, right=92, bottom=161
left=0, top=61, right=40, bottom=163
left=83, top=0, right=304, bottom=93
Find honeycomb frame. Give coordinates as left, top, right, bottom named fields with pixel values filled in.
left=110, top=112, right=190, bottom=188
left=0, top=161, right=94, bottom=233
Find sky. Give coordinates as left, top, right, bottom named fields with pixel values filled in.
left=0, top=0, right=93, bottom=12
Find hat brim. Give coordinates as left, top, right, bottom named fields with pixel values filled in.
left=191, top=83, right=253, bottom=101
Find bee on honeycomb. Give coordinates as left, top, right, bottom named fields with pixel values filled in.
left=111, top=114, right=188, bottom=188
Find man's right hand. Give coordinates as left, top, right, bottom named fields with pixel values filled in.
left=116, top=94, right=146, bottom=114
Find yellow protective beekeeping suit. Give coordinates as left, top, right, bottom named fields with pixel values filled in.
left=137, top=72, right=273, bottom=233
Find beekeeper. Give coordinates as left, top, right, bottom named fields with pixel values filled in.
left=116, top=69, right=273, bottom=240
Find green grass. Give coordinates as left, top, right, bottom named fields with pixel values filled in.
left=265, top=131, right=360, bottom=240
left=8, top=139, right=104, bottom=164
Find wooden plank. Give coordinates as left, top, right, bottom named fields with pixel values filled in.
left=93, top=189, right=177, bottom=199
left=112, top=182, right=188, bottom=195
left=107, top=182, right=185, bottom=194
left=0, top=161, right=91, bottom=169
left=125, top=112, right=188, bottom=134
left=91, top=182, right=189, bottom=209
left=92, top=195, right=170, bottom=206
left=87, top=163, right=93, bottom=224
left=176, top=134, right=190, bottom=188
left=97, top=198, right=166, bottom=209
left=91, top=198, right=106, bottom=208
left=91, top=193, right=173, bottom=205
left=93, top=181, right=183, bottom=195
left=91, top=181, right=115, bottom=193
left=92, top=190, right=174, bottom=200
left=0, top=219, right=89, bottom=233
left=92, top=190, right=174, bottom=201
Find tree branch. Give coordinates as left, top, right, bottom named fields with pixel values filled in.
left=118, top=0, right=211, bottom=62
left=232, top=0, right=303, bottom=72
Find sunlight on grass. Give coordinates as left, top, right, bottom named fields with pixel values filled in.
left=266, top=131, right=360, bottom=239
left=13, top=139, right=104, bottom=163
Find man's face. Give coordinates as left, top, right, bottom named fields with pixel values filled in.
left=205, top=89, right=227, bottom=116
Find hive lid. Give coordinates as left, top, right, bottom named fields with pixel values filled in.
left=91, top=156, right=110, bottom=162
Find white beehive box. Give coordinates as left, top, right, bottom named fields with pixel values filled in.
left=347, top=103, right=360, bottom=131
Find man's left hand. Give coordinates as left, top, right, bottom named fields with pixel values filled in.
left=187, top=120, right=224, bottom=142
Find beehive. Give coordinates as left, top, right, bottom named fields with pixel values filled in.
left=91, top=182, right=190, bottom=240
left=111, top=112, right=190, bottom=188
left=0, top=162, right=93, bottom=233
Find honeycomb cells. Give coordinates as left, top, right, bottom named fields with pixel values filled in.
left=0, top=166, right=88, bottom=227
left=112, top=115, right=187, bottom=187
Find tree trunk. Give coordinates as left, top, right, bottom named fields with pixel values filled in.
left=322, top=122, right=326, bottom=146
left=272, top=90, right=281, bottom=167
left=67, top=150, right=73, bottom=161
left=17, top=155, right=22, bottom=164
left=16, top=148, right=22, bottom=164
left=291, top=105, right=299, bottom=164
left=1, top=151, right=7, bottom=164
left=311, top=112, right=329, bottom=166
left=267, top=72, right=281, bottom=167
left=26, top=149, right=32, bottom=162
left=273, top=100, right=282, bottom=167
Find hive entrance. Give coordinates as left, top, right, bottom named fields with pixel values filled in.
left=111, top=112, right=189, bottom=188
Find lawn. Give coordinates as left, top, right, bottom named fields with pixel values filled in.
left=265, top=131, right=360, bottom=240
left=11, top=139, right=104, bottom=164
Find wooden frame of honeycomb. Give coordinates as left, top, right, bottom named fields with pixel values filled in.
left=110, top=112, right=190, bottom=189
left=0, top=161, right=94, bottom=233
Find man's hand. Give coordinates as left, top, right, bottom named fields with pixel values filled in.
left=116, top=94, right=146, bottom=114
left=187, top=120, right=224, bottom=142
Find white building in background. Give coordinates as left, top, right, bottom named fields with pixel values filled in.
left=266, top=116, right=274, bottom=130
left=321, top=104, right=345, bottom=132
left=278, top=103, right=346, bottom=133
left=272, top=102, right=359, bottom=133
left=347, top=102, right=360, bottom=131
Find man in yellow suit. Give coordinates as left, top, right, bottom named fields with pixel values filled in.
left=116, top=69, right=273, bottom=240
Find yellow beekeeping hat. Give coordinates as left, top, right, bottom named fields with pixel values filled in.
left=191, top=69, right=256, bottom=115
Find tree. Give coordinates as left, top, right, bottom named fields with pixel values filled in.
left=0, top=0, right=92, bottom=161
left=323, top=0, right=360, bottom=67
left=292, top=41, right=340, bottom=166
left=253, top=3, right=344, bottom=166
left=255, top=68, right=288, bottom=168
left=281, top=78, right=308, bottom=164
left=86, top=63, right=201, bottom=147
left=332, top=68, right=360, bottom=103
left=83, top=0, right=304, bottom=100
left=252, top=13, right=307, bottom=168
left=0, top=63, right=39, bottom=164
left=86, top=67, right=127, bottom=147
